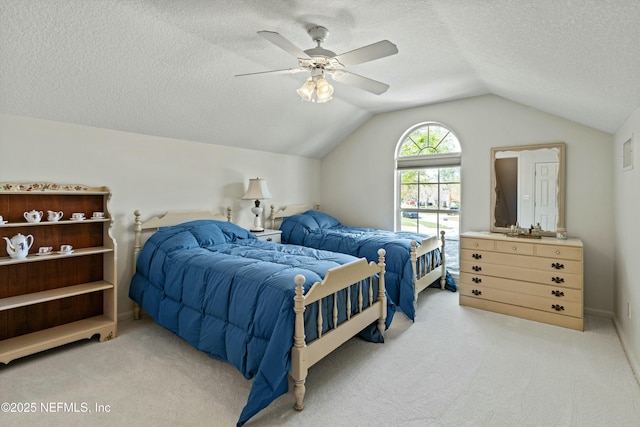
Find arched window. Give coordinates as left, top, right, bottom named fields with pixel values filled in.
left=395, top=123, right=461, bottom=271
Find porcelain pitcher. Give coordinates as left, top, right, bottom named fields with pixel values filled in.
left=3, top=233, right=34, bottom=259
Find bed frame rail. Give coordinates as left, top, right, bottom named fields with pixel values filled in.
left=290, top=248, right=387, bottom=411
left=411, top=231, right=446, bottom=309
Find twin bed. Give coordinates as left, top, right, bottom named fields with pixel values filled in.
left=129, top=209, right=389, bottom=426
left=269, top=205, right=455, bottom=320
left=129, top=206, right=454, bottom=425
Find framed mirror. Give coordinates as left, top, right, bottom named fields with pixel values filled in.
left=490, top=142, right=565, bottom=235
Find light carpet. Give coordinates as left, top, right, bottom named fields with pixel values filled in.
left=1, top=289, right=639, bottom=426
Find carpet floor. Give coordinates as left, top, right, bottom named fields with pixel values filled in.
left=1, top=289, right=639, bottom=426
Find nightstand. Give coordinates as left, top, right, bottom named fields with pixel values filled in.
left=252, top=229, right=282, bottom=243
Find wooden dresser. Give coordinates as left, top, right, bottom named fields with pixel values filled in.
left=459, top=231, right=583, bottom=331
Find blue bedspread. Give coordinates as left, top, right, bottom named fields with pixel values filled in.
left=280, top=210, right=456, bottom=320
left=129, top=220, right=392, bottom=425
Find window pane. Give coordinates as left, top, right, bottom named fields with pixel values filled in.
left=440, top=167, right=460, bottom=183
left=441, top=209, right=460, bottom=238
left=401, top=183, right=418, bottom=207
left=423, top=169, right=438, bottom=183
left=418, top=211, right=439, bottom=235
left=423, top=184, right=439, bottom=209
left=439, top=183, right=460, bottom=209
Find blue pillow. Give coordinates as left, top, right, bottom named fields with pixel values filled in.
left=304, top=210, right=341, bottom=228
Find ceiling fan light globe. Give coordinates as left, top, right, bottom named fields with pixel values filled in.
left=315, top=78, right=334, bottom=100
left=296, top=80, right=315, bottom=101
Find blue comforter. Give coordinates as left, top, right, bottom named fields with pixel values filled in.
left=280, top=210, right=456, bottom=320
left=129, top=220, right=392, bottom=426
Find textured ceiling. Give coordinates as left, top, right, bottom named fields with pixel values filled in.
left=1, top=1, right=639, bottom=158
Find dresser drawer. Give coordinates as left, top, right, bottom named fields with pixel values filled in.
left=536, top=244, right=582, bottom=261
left=459, top=283, right=582, bottom=318
left=460, top=237, right=495, bottom=251
left=460, top=260, right=582, bottom=289
left=495, top=240, right=534, bottom=256
left=459, top=272, right=582, bottom=303
left=460, top=249, right=582, bottom=274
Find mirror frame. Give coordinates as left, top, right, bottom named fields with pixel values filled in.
left=490, top=142, right=565, bottom=236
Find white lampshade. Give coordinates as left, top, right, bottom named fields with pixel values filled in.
left=242, top=178, right=272, bottom=202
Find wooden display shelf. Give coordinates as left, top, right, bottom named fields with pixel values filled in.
left=0, top=281, right=113, bottom=311
left=0, top=246, right=113, bottom=266
left=0, top=315, right=116, bottom=364
left=0, top=218, right=110, bottom=227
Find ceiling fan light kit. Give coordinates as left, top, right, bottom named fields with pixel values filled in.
left=236, top=25, right=398, bottom=102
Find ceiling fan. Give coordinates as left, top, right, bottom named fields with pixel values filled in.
left=236, top=26, right=399, bottom=102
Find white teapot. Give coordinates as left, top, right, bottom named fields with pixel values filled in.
left=3, top=233, right=34, bottom=259
left=24, top=210, right=43, bottom=223
left=47, top=210, right=64, bottom=222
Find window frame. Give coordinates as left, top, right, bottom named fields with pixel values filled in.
left=395, top=122, right=461, bottom=232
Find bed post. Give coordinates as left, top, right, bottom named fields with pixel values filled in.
left=132, top=210, right=143, bottom=320
left=291, top=274, right=307, bottom=411
left=410, top=240, right=419, bottom=311
left=440, top=231, right=446, bottom=290
left=269, top=204, right=276, bottom=229
left=377, top=248, right=387, bottom=336
left=226, top=206, right=232, bottom=222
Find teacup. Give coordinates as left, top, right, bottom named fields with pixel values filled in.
left=24, top=210, right=43, bottom=223
left=71, top=212, right=85, bottom=220
left=47, top=210, right=64, bottom=222
left=38, top=246, right=53, bottom=254
left=60, top=244, right=73, bottom=253
left=0, top=215, right=4, bottom=222
left=92, top=211, right=105, bottom=219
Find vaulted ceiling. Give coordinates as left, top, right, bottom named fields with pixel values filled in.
left=2, top=1, right=639, bottom=158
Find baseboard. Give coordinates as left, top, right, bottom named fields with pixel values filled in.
left=613, top=316, right=640, bottom=385
left=118, top=309, right=136, bottom=322
left=584, top=307, right=613, bottom=319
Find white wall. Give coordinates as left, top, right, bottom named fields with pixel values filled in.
left=321, top=95, right=614, bottom=315
left=613, top=105, right=640, bottom=378
left=0, top=114, right=321, bottom=320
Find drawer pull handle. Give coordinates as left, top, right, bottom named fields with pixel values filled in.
left=512, top=246, right=517, bottom=251
left=472, top=277, right=482, bottom=283
left=474, top=242, right=479, bottom=247
left=551, top=304, right=565, bottom=311
left=555, top=250, right=560, bottom=254
left=551, top=290, right=565, bottom=297
left=472, top=289, right=482, bottom=296
left=472, top=253, right=482, bottom=259
left=551, top=262, right=564, bottom=270
left=266, top=237, right=273, bottom=242
left=472, top=265, right=482, bottom=272
left=551, top=277, right=565, bottom=284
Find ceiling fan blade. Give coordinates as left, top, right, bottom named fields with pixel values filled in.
left=328, top=70, right=390, bottom=95
left=235, top=67, right=307, bottom=77
left=331, top=40, right=398, bottom=67
left=258, top=31, right=311, bottom=59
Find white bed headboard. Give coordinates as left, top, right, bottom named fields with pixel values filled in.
left=133, top=207, right=232, bottom=261
left=269, top=204, right=319, bottom=229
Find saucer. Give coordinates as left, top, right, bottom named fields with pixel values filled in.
left=57, top=250, right=74, bottom=255
left=0, top=220, right=7, bottom=224
left=36, top=251, right=54, bottom=256
left=70, top=217, right=85, bottom=221
left=91, top=216, right=105, bottom=220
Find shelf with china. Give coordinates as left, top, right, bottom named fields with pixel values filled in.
left=0, top=182, right=117, bottom=364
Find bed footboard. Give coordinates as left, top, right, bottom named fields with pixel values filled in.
left=290, top=248, right=387, bottom=411
left=411, top=231, right=446, bottom=308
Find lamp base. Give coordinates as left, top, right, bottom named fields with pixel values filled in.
left=250, top=227, right=265, bottom=232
